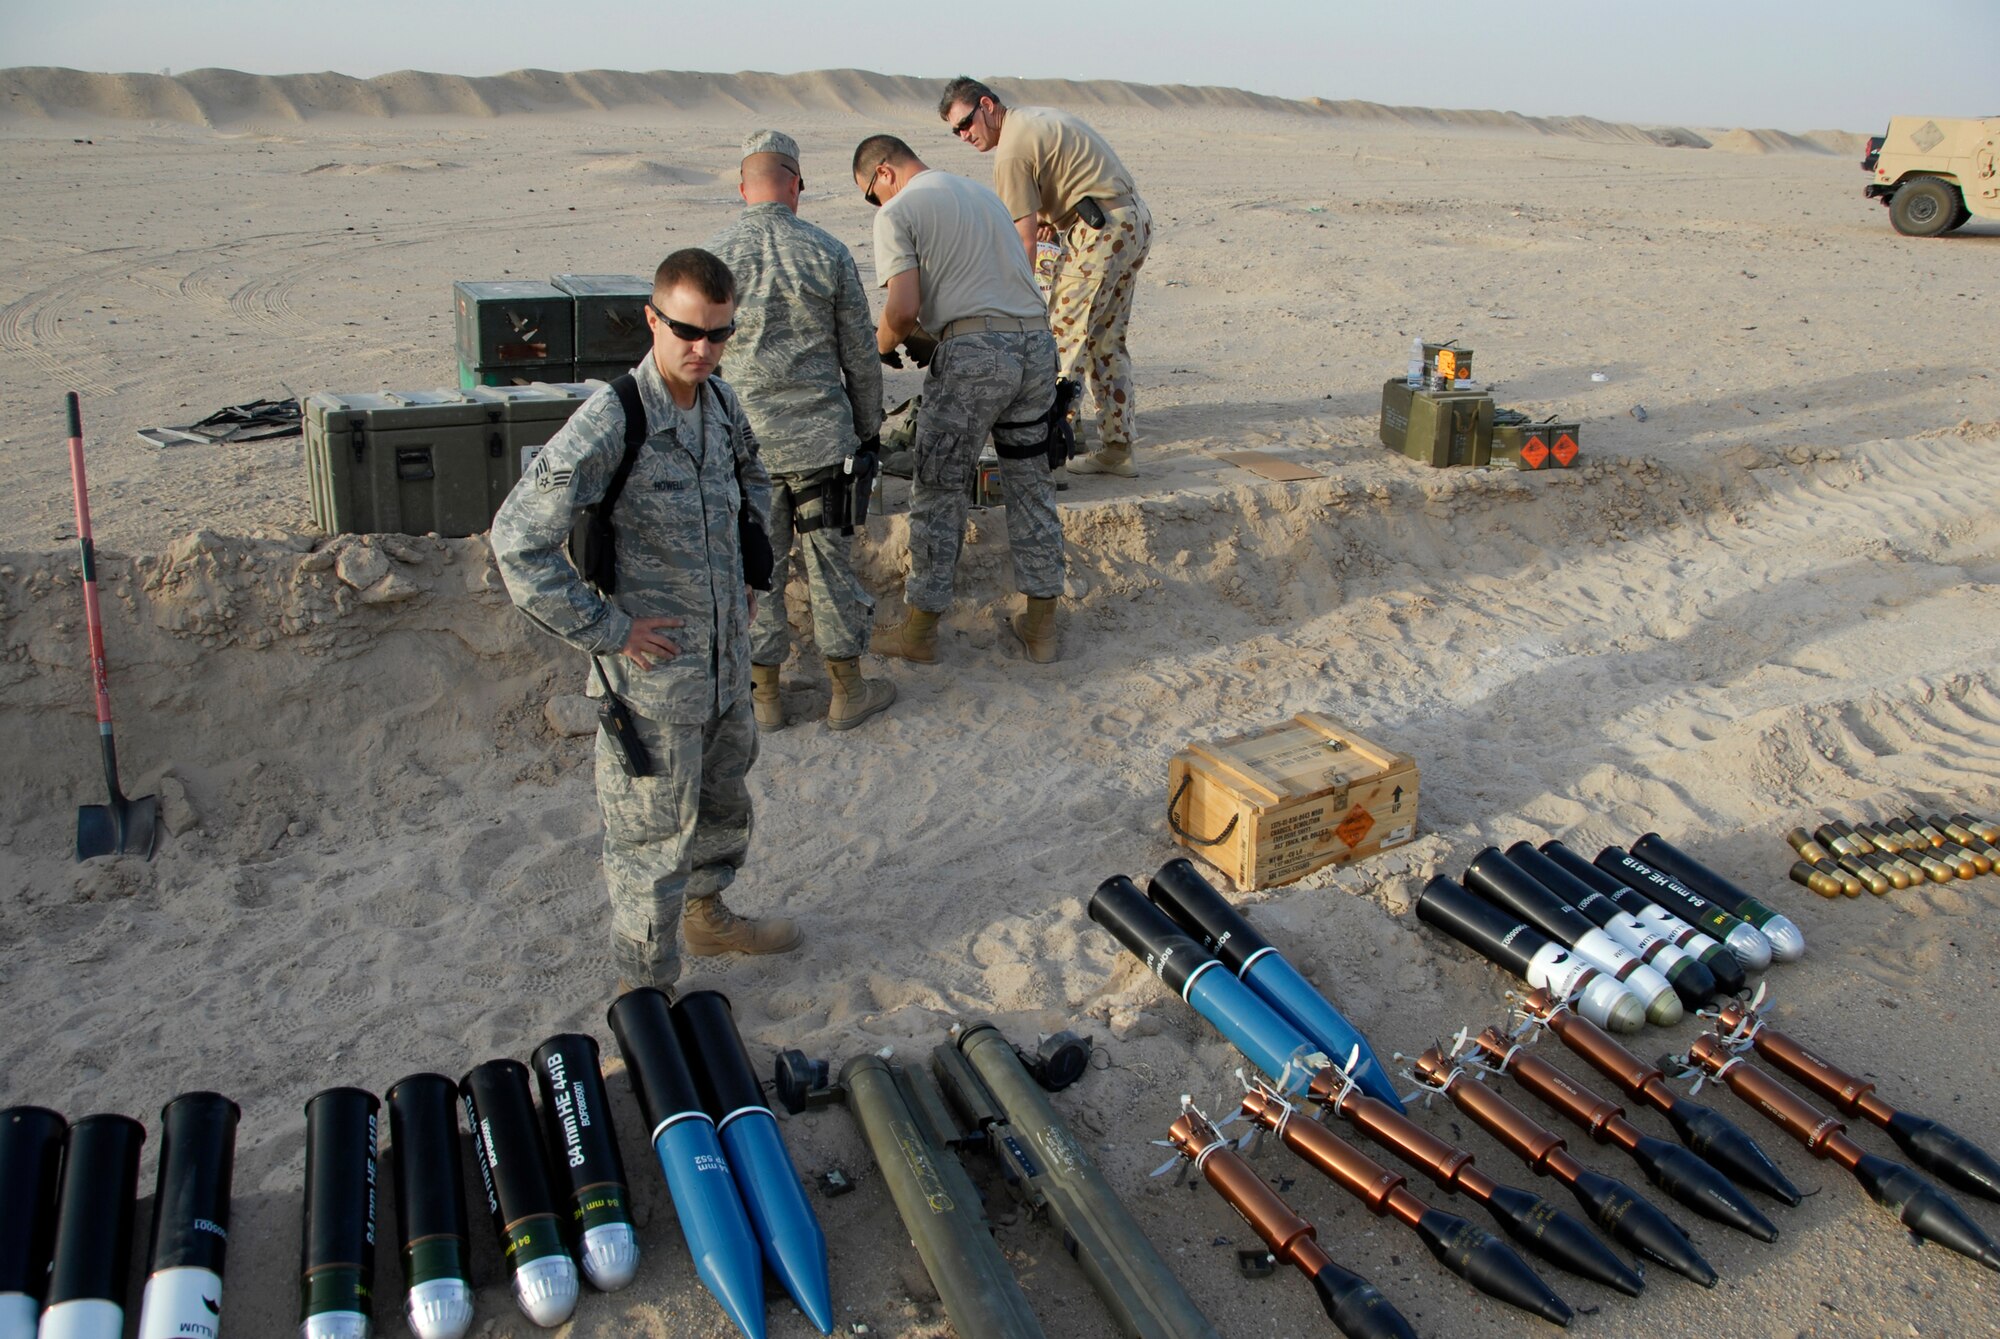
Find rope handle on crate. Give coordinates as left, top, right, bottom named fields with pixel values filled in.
left=1168, top=775, right=1239, bottom=847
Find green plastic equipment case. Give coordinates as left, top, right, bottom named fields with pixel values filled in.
left=1379, top=379, right=1495, bottom=468
left=473, top=382, right=600, bottom=481
left=455, top=280, right=574, bottom=388
left=553, top=274, right=652, bottom=367
left=304, top=385, right=593, bottom=536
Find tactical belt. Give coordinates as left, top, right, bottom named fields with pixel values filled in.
left=939, top=314, right=1045, bottom=341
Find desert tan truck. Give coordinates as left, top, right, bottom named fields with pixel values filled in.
left=1861, top=115, right=1999, bottom=236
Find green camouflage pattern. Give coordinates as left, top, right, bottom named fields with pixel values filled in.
left=905, top=329, right=1065, bottom=611
left=598, top=698, right=759, bottom=988
left=1051, top=199, right=1151, bottom=453
left=753, top=462, right=877, bottom=664
left=707, top=202, right=884, bottom=475
left=490, top=354, right=772, bottom=724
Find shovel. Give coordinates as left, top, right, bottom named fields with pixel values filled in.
left=66, top=392, right=159, bottom=861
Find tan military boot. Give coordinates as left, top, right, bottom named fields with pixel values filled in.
left=1068, top=445, right=1136, bottom=477
left=825, top=657, right=897, bottom=731
left=682, top=895, right=802, bottom=957
left=750, top=663, right=785, bottom=730
left=1009, top=596, right=1060, bottom=664
left=872, top=606, right=940, bottom=663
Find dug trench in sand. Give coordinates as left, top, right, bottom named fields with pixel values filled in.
left=2, top=67, right=2000, bottom=1339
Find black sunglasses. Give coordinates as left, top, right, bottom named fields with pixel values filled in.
left=648, top=300, right=735, bottom=344
left=862, top=164, right=884, bottom=207
left=950, top=106, right=978, bottom=136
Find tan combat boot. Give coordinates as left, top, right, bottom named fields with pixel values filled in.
left=1010, top=596, right=1060, bottom=663
left=871, top=606, right=940, bottom=663
left=1068, top=445, right=1136, bottom=477
left=750, top=663, right=785, bottom=730
left=825, top=657, right=897, bottom=731
left=682, top=895, right=802, bottom=957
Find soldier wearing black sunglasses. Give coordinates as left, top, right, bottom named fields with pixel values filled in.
left=493, top=247, right=804, bottom=990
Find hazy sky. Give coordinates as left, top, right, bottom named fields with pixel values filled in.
left=3, top=0, right=1995, bottom=131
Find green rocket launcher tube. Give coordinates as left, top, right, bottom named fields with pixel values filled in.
left=955, top=1021, right=1223, bottom=1339
left=839, top=1054, right=1046, bottom=1339
left=385, top=1074, right=474, bottom=1339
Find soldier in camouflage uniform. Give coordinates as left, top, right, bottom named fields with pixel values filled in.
left=939, top=77, right=1151, bottom=478
left=853, top=134, right=1068, bottom=664
left=706, top=129, right=896, bottom=733
left=492, top=248, right=801, bottom=992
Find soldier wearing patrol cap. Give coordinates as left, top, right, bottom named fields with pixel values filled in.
left=706, top=129, right=896, bottom=732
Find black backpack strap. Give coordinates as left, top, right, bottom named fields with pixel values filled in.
left=603, top=372, right=648, bottom=513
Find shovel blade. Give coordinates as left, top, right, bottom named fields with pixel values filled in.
left=77, top=794, right=160, bottom=862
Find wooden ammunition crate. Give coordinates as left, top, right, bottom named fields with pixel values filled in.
left=1168, top=713, right=1418, bottom=889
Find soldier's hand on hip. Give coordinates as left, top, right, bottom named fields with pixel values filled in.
left=621, top=615, right=683, bottom=669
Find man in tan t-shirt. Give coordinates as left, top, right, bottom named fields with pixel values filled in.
left=939, top=76, right=1152, bottom=478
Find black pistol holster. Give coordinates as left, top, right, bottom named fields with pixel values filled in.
left=789, top=437, right=880, bottom=537
left=993, top=378, right=1081, bottom=470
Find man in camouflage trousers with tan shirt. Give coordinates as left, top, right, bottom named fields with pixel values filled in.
left=492, top=248, right=801, bottom=993
left=707, top=129, right=895, bottom=732
left=940, top=76, right=1152, bottom=478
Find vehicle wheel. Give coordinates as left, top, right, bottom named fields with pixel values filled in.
left=1943, top=200, right=1972, bottom=233
left=1889, top=176, right=1962, bottom=237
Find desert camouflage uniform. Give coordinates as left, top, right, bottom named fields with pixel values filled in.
left=1051, top=199, right=1152, bottom=451
left=708, top=201, right=884, bottom=664
left=905, top=328, right=1063, bottom=612
left=491, top=354, right=771, bottom=987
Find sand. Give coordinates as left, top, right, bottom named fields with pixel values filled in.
left=2, top=65, right=1999, bottom=1339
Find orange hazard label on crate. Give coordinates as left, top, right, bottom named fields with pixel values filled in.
left=1520, top=434, right=1549, bottom=469
left=1333, top=804, right=1375, bottom=850
left=1552, top=433, right=1578, bottom=466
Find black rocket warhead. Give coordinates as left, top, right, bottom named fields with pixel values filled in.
left=1629, top=1133, right=1780, bottom=1243
left=1660, top=1098, right=1803, bottom=1205
left=1565, top=1165, right=1717, bottom=1288
left=1884, top=1111, right=2000, bottom=1205
left=1849, top=1153, right=2000, bottom=1273
left=1479, top=1181, right=1645, bottom=1298
left=1412, top=1208, right=1573, bottom=1328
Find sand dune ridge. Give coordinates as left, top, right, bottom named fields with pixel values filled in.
left=0, top=63, right=1859, bottom=150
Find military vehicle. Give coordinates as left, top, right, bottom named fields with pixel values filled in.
left=1861, top=116, right=1999, bottom=236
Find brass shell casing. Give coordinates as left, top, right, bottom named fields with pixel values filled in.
left=1785, top=827, right=1830, bottom=861
left=1951, top=813, right=2000, bottom=845
left=1815, top=824, right=1863, bottom=857
left=1830, top=856, right=1889, bottom=896
left=1848, top=820, right=1892, bottom=852
left=1789, top=860, right=1845, bottom=898
left=1853, top=851, right=1913, bottom=890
